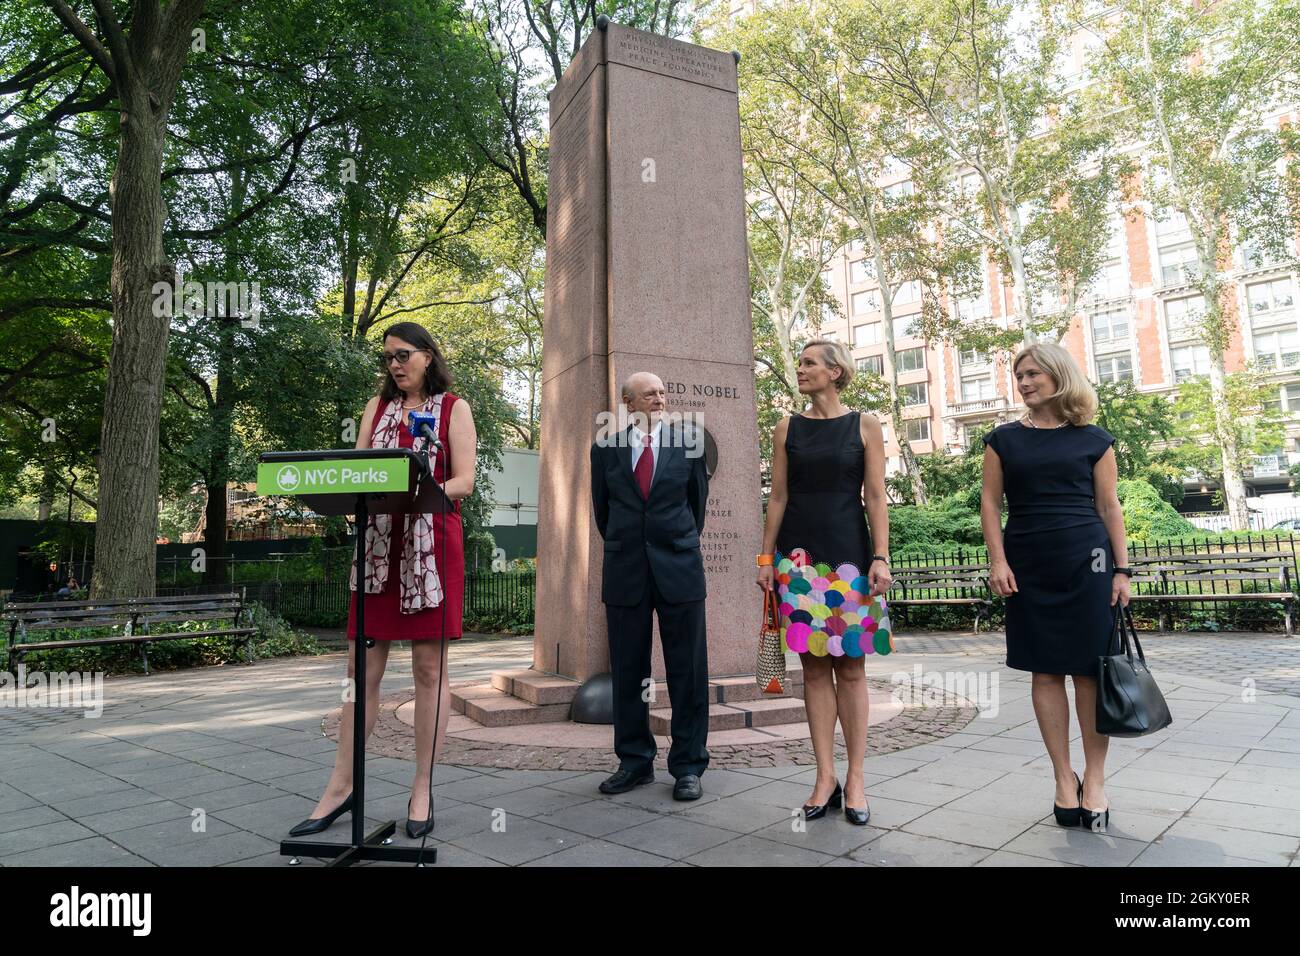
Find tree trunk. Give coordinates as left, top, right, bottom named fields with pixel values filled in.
left=91, top=87, right=171, bottom=599
left=37, top=466, right=57, bottom=521
left=203, top=170, right=246, bottom=586
left=1208, top=349, right=1250, bottom=530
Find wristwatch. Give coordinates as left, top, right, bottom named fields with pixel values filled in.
left=756, top=553, right=774, bottom=567
left=870, top=553, right=890, bottom=565
left=1113, top=566, right=1133, bottom=576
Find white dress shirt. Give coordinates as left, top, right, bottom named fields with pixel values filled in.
left=630, top=420, right=664, bottom=477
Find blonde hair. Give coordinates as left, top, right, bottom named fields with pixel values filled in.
left=801, top=339, right=855, bottom=392
left=1012, top=342, right=1098, bottom=425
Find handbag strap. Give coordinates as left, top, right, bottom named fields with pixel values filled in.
left=1121, top=604, right=1146, bottom=662
left=762, top=589, right=780, bottom=631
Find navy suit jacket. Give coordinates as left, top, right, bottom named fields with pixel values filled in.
left=590, top=423, right=709, bottom=607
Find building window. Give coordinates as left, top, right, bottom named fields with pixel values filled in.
left=898, top=280, right=922, bottom=304
left=1253, top=327, right=1300, bottom=371
left=892, top=314, right=917, bottom=340
left=1088, top=215, right=1127, bottom=299
left=955, top=291, right=988, bottom=321
left=896, top=346, right=925, bottom=373
left=1164, top=295, right=1205, bottom=341
left=884, top=180, right=915, bottom=201
left=1096, top=352, right=1133, bottom=383
left=959, top=347, right=989, bottom=367
left=1240, top=234, right=1290, bottom=272
left=1263, top=382, right=1300, bottom=413
left=852, top=289, right=879, bottom=315
left=1247, top=278, right=1296, bottom=324
left=1091, top=307, right=1130, bottom=344
left=854, top=322, right=881, bottom=346
left=901, top=382, right=928, bottom=406
left=961, top=375, right=995, bottom=402
left=857, top=354, right=883, bottom=376
left=904, top=419, right=930, bottom=443
left=850, top=258, right=874, bottom=284
left=1156, top=212, right=1201, bottom=287
left=1170, top=344, right=1211, bottom=383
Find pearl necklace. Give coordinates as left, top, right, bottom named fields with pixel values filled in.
left=1020, top=413, right=1069, bottom=429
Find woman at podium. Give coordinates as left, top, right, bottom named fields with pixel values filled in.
left=289, top=321, right=477, bottom=841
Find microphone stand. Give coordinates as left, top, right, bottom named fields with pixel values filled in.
left=411, top=408, right=451, bottom=868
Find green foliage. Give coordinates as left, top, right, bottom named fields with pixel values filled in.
left=888, top=495, right=986, bottom=556
left=1093, top=380, right=1184, bottom=504
left=1116, top=479, right=1200, bottom=540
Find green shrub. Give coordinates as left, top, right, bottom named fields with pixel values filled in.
left=1116, top=479, right=1200, bottom=540
left=887, top=495, right=985, bottom=556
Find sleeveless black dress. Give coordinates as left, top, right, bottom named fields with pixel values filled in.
left=982, top=420, right=1118, bottom=675
left=774, top=412, right=893, bottom=658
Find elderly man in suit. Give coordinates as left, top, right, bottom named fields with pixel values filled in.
left=590, top=371, right=710, bottom=800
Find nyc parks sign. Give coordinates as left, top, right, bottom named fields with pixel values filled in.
left=256, top=457, right=409, bottom=496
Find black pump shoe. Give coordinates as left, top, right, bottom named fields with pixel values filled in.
left=406, top=796, right=434, bottom=839
left=844, top=801, right=871, bottom=826
left=1053, top=772, right=1082, bottom=828
left=1080, top=805, right=1110, bottom=832
left=801, top=781, right=842, bottom=821
left=288, top=792, right=353, bottom=837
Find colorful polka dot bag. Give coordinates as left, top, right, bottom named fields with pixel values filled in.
left=774, top=549, right=894, bottom=657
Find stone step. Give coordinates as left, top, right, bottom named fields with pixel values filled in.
left=649, top=697, right=807, bottom=735
left=490, top=668, right=581, bottom=706
left=709, top=674, right=804, bottom=704
left=451, top=684, right=571, bottom=726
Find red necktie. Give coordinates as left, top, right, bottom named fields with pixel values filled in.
left=634, top=433, right=654, bottom=500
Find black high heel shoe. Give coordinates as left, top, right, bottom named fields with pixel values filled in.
left=1053, top=772, right=1082, bottom=828
left=406, top=795, right=434, bottom=839
left=843, top=796, right=871, bottom=827
left=801, top=781, right=842, bottom=821
left=1079, top=778, right=1110, bottom=832
left=288, top=792, right=353, bottom=837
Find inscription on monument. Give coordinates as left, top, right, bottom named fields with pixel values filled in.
left=612, top=32, right=730, bottom=85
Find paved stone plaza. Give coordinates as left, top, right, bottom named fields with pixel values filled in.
left=1, top=631, right=1298, bottom=867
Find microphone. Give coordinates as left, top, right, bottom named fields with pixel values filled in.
left=407, top=411, right=443, bottom=449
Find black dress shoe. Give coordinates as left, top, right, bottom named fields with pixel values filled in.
left=599, top=768, right=654, bottom=794
left=844, top=797, right=871, bottom=826
left=672, top=774, right=702, bottom=801
left=1053, top=772, right=1083, bottom=828
left=288, top=792, right=353, bottom=837
left=801, top=781, right=842, bottom=821
left=406, top=796, right=434, bottom=839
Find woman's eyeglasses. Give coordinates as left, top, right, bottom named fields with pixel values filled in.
left=379, top=348, right=431, bottom=368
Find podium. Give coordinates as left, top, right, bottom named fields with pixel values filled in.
left=257, top=447, right=451, bottom=866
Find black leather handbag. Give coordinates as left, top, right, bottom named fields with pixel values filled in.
left=1096, top=604, right=1173, bottom=738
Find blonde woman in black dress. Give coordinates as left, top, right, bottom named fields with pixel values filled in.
left=980, top=342, right=1130, bottom=832
left=757, top=339, right=893, bottom=825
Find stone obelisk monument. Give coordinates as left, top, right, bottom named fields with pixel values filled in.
left=534, top=19, right=762, bottom=686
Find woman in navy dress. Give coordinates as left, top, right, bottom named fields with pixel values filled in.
left=980, top=342, right=1130, bottom=832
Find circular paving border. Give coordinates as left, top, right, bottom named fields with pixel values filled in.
left=322, top=677, right=979, bottom=771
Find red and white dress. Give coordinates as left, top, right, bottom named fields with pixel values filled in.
left=346, top=393, right=465, bottom=641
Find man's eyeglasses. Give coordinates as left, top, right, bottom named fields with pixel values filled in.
left=379, top=348, right=431, bottom=368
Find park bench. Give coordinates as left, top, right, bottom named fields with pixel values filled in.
left=888, top=563, right=994, bottom=632
left=4, top=590, right=257, bottom=675
left=1123, top=551, right=1296, bottom=635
